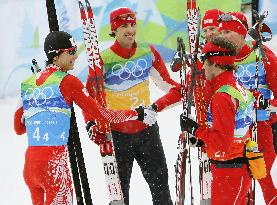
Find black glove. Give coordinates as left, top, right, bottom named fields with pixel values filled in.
left=188, top=134, right=204, bottom=147
left=135, top=106, right=157, bottom=126
left=170, top=51, right=182, bottom=72
left=150, top=103, right=158, bottom=112
left=258, top=95, right=270, bottom=110
left=180, top=113, right=199, bottom=135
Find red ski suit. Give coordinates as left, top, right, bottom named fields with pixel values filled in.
left=195, top=71, right=252, bottom=205
left=14, top=66, right=138, bottom=205
left=157, top=43, right=277, bottom=204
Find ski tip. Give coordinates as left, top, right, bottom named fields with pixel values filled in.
left=78, top=1, right=87, bottom=20
left=85, top=0, right=93, bottom=18
left=85, top=0, right=91, bottom=7
left=78, top=1, right=83, bottom=9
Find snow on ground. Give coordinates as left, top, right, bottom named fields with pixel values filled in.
left=0, top=74, right=267, bottom=204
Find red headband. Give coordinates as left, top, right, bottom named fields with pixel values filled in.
left=218, top=12, right=248, bottom=37
left=202, top=9, right=224, bottom=29
left=110, top=8, right=136, bottom=31
left=202, top=42, right=236, bottom=65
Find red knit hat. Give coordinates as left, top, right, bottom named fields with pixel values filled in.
left=202, top=9, right=224, bottom=29
left=110, top=7, right=136, bottom=31
left=218, top=12, right=248, bottom=37
left=202, top=41, right=236, bottom=65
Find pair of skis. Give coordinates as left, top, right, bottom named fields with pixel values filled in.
left=175, top=0, right=212, bottom=204
left=175, top=37, right=193, bottom=205
left=78, top=1, right=125, bottom=205
left=45, top=0, right=93, bottom=204
left=187, top=1, right=212, bottom=205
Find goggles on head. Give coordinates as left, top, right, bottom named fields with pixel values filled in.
left=113, top=12, right=136, bottom=21
left=48, top=46, right=77, bottom=56
left=218, top=13, right=247, bottom=31
left=201, top=50, right=236, bottom=63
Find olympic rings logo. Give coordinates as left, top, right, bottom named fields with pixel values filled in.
left=24, top=87, right=54, bottom=106
left=243, top=109, right=253, bottom=125
left=111, top=59, right=148, bottom=80
left=235, top=64, right=256, bottom=84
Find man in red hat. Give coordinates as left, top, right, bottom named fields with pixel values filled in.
left=84, top=7, right=177, bottom=205
left=202, top=9, right=224, bottom=42
left=219, top=11, right=277, bottom=204
left=180, top=36, right=254, bottom=205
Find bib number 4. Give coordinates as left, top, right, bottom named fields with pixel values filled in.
left=33, top=127, right=49, bottom=142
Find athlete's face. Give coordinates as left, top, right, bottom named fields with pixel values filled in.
left=114, top=23, right=136, bottom=49
left=220, top=29, right=244, bottom=51
left=53, top=49, right=78, bottom=72
left=203, top=26, right=220, bottom=42
left=203, top=60, right=215, bottom=81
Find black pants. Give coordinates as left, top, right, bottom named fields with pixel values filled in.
left=272, top=121, right=277, bottom=154
left=112, top=123, right=173, bottom=205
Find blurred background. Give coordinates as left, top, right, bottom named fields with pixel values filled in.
left=0, top=0, right=276, bottom=99
left=0, top=0, right=275, bottom=204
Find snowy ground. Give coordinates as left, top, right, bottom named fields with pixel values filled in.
left=0, top=75, right=267, bottom=204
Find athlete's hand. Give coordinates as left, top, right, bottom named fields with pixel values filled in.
left=188, top=134, right=204, bottom=147
left=180, top=113, right=199, bottom=135
left=86, top=121, right=107, bottom=145
left=135, top=106, right=157, bottom=126
left=170, top=51, right=183, bottom=72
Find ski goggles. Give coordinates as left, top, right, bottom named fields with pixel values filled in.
left=48, top=46, right=77, bottom=55
left=201, top=50, right=236, bottom=63
left=113, top=13, right=136, bottom=21
left=218, top=13, right=247, bottom=31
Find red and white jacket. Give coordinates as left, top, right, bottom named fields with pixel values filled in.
left=14, top=66, right=138, bottom=135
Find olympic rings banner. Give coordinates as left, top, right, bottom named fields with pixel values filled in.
left=0, top=0, right=243, bottom=98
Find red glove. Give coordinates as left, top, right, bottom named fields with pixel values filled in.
left=86, top=120, right=108, bottom=145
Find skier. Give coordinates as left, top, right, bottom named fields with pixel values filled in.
left=180, top=36, right=254, bottom=205
left=13, top=31, right=156, bottom=205
left=219, top=12, right=277, bottom=204
left=83, top=7, right=177, bottom=205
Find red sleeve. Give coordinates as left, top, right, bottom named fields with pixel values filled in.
left=264, top=47, right=277, bottom=123
left=154, top=85, right=182, bottom=112
left=14, top=106, right=26, bottom=135
left=149, top=45, right=179, bottom=92
left=195, top=93, right=236, bottom=151
left=264, top=46, right=277, bottom=98
left=60, top=75, right=137, bottom=124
